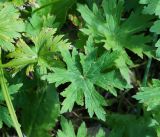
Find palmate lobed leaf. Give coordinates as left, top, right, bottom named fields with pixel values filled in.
left=78, top=0, right=154, bottom=57
left=0, top=2, right=24, bottom=51
left=43, top=38, right=127, bottom=120
left=57, top=117, right=105, bottom=137
left=134, top=79, right=160, bottom=110
left=5, top=28, right=70, bottom=76
left=77, top=0, right=155, bottom=83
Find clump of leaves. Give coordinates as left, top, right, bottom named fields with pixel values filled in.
left=77, top=0, right=154, bottom=83
left=5, top=28, right=69, bottom=76
left=0, top=0, right=160, bottom=137
left=43, top=38, right=127, bottom=120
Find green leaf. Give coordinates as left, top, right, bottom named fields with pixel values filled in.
left=57, top=117, right=104, bottom=137
left=150, top=20, right=160, bottom=34
left=139, top=0, right=160, bottom=58
left=0, top=106, right=13, bottom=129
left=4, top=28, right=69, bottom=76
left=77, top=122, right=87, bottom=137
left=139, top=0, right=160, bottom=17
left=0, top=2, right=24, bottom=51
left=134, top=79, right=160, bottom=110
left=20, top=83, right=60, bottom=137
left=35, top=0, right=76, bottom=25
left=77, top=0, right=154, bottom=83
left=77, top=0, right=153, bottom=56
left=26, top=13, right=59, bottom=37
left=107, top=113, right=157, bottom=137
left=43, top=38, right=126, bottom=120
left=96, top=129, right=105, bottom=137
left=155, top=39, right=160, bottom=58
left=57, top=117, right=77, bottom=137
left=0, top=48, right=23, bottom=137
left=12, top=0, right=26, bottom=6
left=0, top=83, right=23, bottom=101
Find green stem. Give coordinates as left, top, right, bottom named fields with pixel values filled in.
left=0, top=48, right=23, bottom=137
left=142, top=34, right=158, bottom=86
left=142, top=58, right=152, bottom=86
left=2, top=58, right=37, bottom=68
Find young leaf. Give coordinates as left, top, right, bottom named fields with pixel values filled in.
left=0, top=2, right=24, bottom=51
left=134, top=79, right=160, bottom=110
left=77, top=0, right=154, bottom=83
left=20, top=83, right=60, bottom=137
left=43, top=38, right=126, bottom=120
left=4, top=28, right=70, bottom=76
left=57, top=117, right=105, bottom=137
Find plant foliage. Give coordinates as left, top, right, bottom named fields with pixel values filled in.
left=0, top=0, right=160, bottom=137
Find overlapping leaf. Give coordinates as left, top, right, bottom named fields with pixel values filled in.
left=26, top=13, right=59, bottom=37
left=77, top=0, right=154, bottom=83
left=0, top=2, right=24, bottom=51
left=134, top=79, right=160, bottom=110
left=5, top=28, right=69, bottom=76
left=43, top=38, right=127, bottom=120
